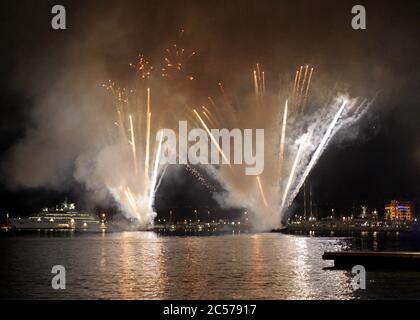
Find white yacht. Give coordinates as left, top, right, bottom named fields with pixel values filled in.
left=10, top=199, right=106, bottom=232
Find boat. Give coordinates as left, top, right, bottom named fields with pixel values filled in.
left=9, top=199, right=106, bottom=232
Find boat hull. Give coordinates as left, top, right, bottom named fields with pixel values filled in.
left=10, top=218, right=105, bottom=232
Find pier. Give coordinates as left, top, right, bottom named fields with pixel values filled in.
left=323, top=251, right=420, bottom=270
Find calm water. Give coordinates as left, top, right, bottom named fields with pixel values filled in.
left=1, top=231, right=420, bottom=299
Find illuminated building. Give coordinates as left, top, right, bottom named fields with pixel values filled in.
left=385, top=200, right=414, bottom=221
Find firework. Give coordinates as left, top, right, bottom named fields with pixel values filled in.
left=149, top=130, right=164, bottom=207
left=279, top=136, right=306, bottom=214
left=256, top=63, right=263, bottom=94
left=298, top=65, right=309, bottom=112
left=278, top=99, right=288, bottom=175
left=129, top=54, right=153, bottom=80
left=162, top=43, right=195, bottom=80
left=301, top=67, right=314, bottom=114
left=97, top=30, right=368, bottom=231
left=256, top=176, right=268, bottom=208
left=294, top=65, right=303, bottom=109
left=292, top=70, right=299, bottom=98
left=145, top=88, right=151, bottom=178
left=128, top=114, right=138, bottom=175
left=287, top=99, right=348, bottom=207
left=291, top=65, right=315, bottom=114
left=193, top=109, right=231, bottom=165
left=195, top=61, right=367, bottom=230
left=262, top=71, right=266, bottom=94
left=101, top=83, right=168, bottom=228
left=253, top=70, right=259, bottom=98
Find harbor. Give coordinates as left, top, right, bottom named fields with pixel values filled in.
left=283, top=197, right=417, bottom=235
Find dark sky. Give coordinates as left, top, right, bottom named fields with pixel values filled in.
left=0, top=0, right=419, bottom=220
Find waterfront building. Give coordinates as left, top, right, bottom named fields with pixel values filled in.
left=385, top=200, right=414, bottom=221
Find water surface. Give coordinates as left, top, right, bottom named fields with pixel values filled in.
left=1, top=232, right=419, bottom=299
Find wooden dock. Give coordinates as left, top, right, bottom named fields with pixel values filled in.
left=323, top=251, right=420, bottom=270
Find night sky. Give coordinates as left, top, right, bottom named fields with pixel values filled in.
left=0, top=0, right=418, bottom=221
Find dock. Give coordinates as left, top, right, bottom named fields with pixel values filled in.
left=323, top=251, right=420, bottom=270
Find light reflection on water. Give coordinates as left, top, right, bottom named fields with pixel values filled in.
left=1, top=232, right=420, bottom=299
